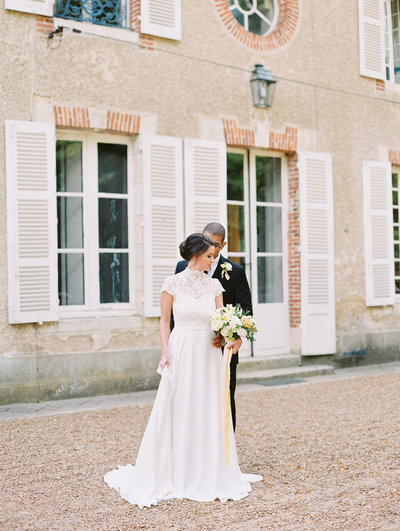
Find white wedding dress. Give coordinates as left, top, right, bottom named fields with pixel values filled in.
left=104, top=267, right=262, bottom=508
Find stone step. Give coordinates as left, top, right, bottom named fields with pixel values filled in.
left=237, top=364, right=335, bottom=385
left=238, top=354, right=300, bottom=372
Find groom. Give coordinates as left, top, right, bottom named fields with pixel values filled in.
left=174, top=222, right=253, bottom=430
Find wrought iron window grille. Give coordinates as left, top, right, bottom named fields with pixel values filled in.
left=55, top=0, right=129, bottom=29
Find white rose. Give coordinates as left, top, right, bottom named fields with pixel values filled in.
left=220, top=327, right=230, bottom=337
left=230, top=316, right=242, bottom=327
left=237, top=328, right=247, bottom=338
left=210, top=317, right=223, bottom=331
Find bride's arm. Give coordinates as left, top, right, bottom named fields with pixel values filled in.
left=159, top=291, right=173, bottom=368
left=215, top=293, right=223, bottom=309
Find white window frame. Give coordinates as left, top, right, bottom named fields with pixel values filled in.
left=56, top=131, right=136, bottom=318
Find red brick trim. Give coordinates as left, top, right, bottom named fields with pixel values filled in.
left=223, top=118, right=255, bottom=147
left=269, top=126, right=298, bottom=153
left=36, top=16, right=54, bottom=35
left=106, top=111, right=141, bottom=134
left=54, top=105, right=89, bottom=128
left=375, top=79, right=385, bottom=91
left=389, top=149, right=400, bottom=165
left=214, top=0, right=299, bottom=51
left=223, top=119, right=298, bottom=152
left=287, top=153, right=300, bottom=329
left=130, top=0, right=155, bottom=49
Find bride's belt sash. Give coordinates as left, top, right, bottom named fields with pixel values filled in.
left=173, top=324, right=211, bottom=331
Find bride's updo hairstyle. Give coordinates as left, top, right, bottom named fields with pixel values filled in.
left=179, top=233, right=215, bottom=261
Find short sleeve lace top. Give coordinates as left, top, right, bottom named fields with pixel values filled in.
left=161, top=268, right=224, bottom=300
left=161, top=268, right=224, bottom=331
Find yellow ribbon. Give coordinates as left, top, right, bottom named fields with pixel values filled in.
left=222, top=345, right=232, bottom=465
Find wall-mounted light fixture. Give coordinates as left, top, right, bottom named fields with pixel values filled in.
left=250, top=64, right=276, bottom=108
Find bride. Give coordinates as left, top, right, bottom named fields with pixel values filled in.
left=104, top=233, right=262, bottom=508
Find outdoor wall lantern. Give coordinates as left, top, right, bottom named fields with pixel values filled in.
left=250, top=64, right=276, bottom=108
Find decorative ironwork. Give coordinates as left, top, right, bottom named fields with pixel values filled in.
left=55, top=0, right=128, bottom=29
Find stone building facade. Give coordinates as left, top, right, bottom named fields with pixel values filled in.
left=1, top=0, right=400, bottom=403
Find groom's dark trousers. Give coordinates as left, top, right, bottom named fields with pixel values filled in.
left=172, top=256, right=253, bottom=431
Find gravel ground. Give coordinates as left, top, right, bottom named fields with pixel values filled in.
left=1, top=372, right=399, bottom=531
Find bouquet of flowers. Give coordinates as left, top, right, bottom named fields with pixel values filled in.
left=210, top=304, right=257, bottom=343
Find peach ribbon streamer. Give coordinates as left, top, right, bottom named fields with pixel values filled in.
left=222, top=344, right=233, bottom=465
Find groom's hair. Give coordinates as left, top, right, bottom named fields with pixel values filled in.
left=203, top=222, right=226, bottom=241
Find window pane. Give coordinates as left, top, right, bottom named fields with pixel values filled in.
left=99, top=198, right=128, bottom=248
left=258, top=256, right=283, bottom=303
left=396, top=279, right=400, bottom=294
left=256, top=156, right=281, bottom=202
left=392, top=173, right=398, bottom=188
left=228, top=204, right=245, bottom=252
left=393, top=190, right=398, bottom=204
left=58, top=253, right=85, bottom=305
left=57, top=197, right=83, bottom=248
left=98, top=143, right=127, bottom=193
left=257, top=206, right=282, bottom=253
left=393, top=208, right=399, bottom=223
left=394, top=226, right=399, bottom=241
left=395, top=261, right=400, bottom=276
left=99, top=253, right=129, bottom=303
left=227, top=153, right=244, bottom=201
left=56, top=141, right=82, bottom=192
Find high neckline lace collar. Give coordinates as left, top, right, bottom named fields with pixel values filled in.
left=184, top=267, right=205, bottom=279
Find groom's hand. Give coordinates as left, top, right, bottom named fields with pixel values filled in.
left=226, top=338, right=242, bottom=355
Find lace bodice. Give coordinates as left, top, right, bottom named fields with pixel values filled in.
left=161, top=268, right=224, bottom=330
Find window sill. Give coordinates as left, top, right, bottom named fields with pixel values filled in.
left=53, top=17, right=139, bottom=44
left=58, top=306, right=140, bottom=320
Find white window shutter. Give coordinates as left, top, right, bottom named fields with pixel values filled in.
left=140, top=0, right=181, bottom=40
left=298, top=152, right=336, bottom=355
left=5, top=120, right=58, bottom=324
left=358, top=0, right=385, bottom=80
left=142, top=135, right=184, bottom=317
left=5, top=0, right=54, bottom=16
left=184, top=139, right=227, bottom=235
left=363, top=161, right=395, bottom=306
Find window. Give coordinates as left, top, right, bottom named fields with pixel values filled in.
left=55, top=0, right=129, bottom=28
left=227, top=151, right=248, bottom=268
left=227, top=0, right=278, bottom=36
left=384, top=0, right=400, bottom=83
left=392, top=171, right=400, bottom=293
left=56, top=134, right=133, bottom=311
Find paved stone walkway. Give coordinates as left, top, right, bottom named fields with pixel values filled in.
left=1, top=362, right=399, bottom=530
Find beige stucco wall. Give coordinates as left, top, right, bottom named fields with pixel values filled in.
left=1, top=0, right=400, bottom=395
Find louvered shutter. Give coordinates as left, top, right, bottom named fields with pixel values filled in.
left=5, top=120, right=58, bottom=324
left=184, top=139, right=227, bottom=234
left=298, top=152, right=336, bottom=355
left=358, top=0, right=385, bottom=80
left=5, top=0, right=54, bottom=16
left=140, top=0, right=181, bottom=40
left=363, top=161, right=395, bottom=306
left=142, top=135, right=184, bottom=316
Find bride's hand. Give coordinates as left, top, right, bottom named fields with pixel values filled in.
left=226, top=337, right=242, bottom=355
left=159, top=353, right=170, bottom=369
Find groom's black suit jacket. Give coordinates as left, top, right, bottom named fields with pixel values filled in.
left=173, top=255, right=253, bottom=365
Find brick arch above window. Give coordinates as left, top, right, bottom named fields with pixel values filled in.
left=214, top=0, right=299, bottom=51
